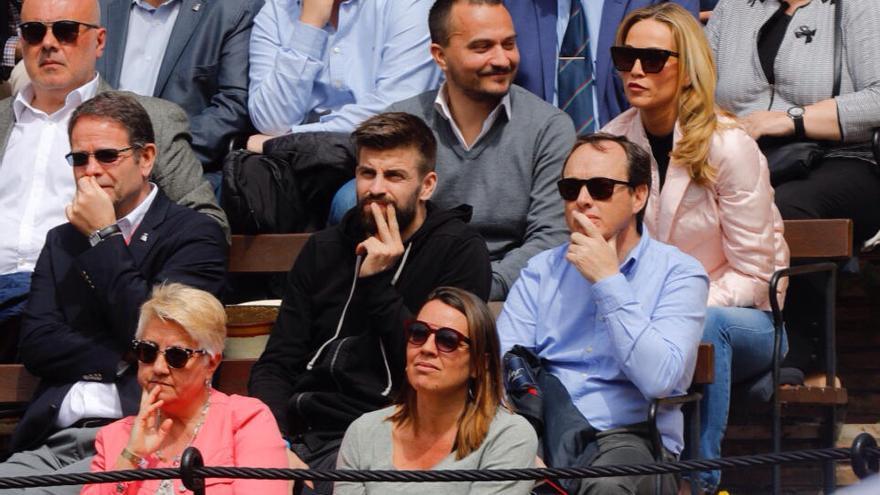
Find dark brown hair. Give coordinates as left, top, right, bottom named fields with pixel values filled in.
left=428, top=0, right=505, bottom=46
left=352, top=112, right=437, bottom=176
left=68, top=91, right=155, bottom=153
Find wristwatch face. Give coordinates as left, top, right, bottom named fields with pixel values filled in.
left=788, top=106, right=805, bottom=118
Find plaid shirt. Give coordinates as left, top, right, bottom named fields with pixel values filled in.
left=3, top=0, right=21, bottom=69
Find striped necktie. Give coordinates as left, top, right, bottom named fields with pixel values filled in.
left=558, top=1, right=596, bottom=135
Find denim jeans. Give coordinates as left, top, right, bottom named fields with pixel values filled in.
left=0, top=271, right=32, bottom=324
left=691, top=306, right=787, bottom=492
left=327, top=179, right=357, bottom=226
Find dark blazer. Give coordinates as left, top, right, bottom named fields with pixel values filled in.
left=96, top=0, right=264, bottom=170
left=0, top=79, right=230, bottom=236
left=12, top=190, right=227, bottom=452
left=505, top=0, right=699, bottom=127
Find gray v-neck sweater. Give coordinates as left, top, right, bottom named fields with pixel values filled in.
left=389, top=85, right=575, bottom=300
left=335, top=405, right=538, bottom=495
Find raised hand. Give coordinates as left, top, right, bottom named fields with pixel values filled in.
left=65, top=176, right=116, bottom=237
left=565, top=211, right=620, bottom=283
left=122, top=386, right=172, bottom=464
left=356, top=203, right=404, bottom=278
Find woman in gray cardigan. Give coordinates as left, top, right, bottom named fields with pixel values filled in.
left=706, top=0, right=880, bottom=247
left=335, top=287, right=537, bottom=495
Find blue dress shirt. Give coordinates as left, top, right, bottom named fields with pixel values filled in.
left=247, top=0, right=441, bottom=135
left=118, top=0, right=182, bottom=96
left=497, top=233, right=709, bottom=453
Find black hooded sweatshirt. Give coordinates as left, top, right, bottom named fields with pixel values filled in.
left=249, top=201, right=491, bottom=449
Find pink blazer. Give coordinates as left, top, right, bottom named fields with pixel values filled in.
left=81, top=391, right=288, bottom=495
left=603, top=108, right=789, bottom=310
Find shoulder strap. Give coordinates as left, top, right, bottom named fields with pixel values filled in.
left=832, top=0, right=842, bottom=97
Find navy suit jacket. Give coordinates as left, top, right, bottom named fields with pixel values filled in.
left=505, top=0, right=699, bottom=127
left=12, top=191, right=227, bottom=452
left=96, top=0, right=264, bottom=170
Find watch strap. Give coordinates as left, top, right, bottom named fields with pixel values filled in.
left=89, top=224, right=122, bottom=247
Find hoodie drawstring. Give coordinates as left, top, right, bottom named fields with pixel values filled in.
left=306, top=254, right=363, bottom=371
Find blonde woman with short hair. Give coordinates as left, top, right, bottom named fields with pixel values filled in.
left=602, top=4, right=790, bottom=493
left=82, top=284, right=289, bottom=495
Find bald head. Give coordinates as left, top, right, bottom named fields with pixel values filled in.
left=20, top=0, right=106, bottom=113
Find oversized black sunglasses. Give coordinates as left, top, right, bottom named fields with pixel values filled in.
left=406, top=320, right=471, bottom=353
left=65, top=147, right=136, bottom=167
left=557, top=177, right=632, bottom=201
left=131, top=340, right=207, bottom=369
left=19, top=20, right=100, bottom=45
left=610, top=46, right=679, bottom=74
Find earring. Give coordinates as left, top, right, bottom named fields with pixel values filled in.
left=205, top=377, right=212, bottom=389
left=468, top=379, right=476, bottom=401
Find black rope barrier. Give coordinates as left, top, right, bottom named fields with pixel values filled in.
left=0, top=433, right=878, bottom=491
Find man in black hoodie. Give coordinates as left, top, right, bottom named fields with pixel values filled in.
left=249, top=112, right=492, bottom=493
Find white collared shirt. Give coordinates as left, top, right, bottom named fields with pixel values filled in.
left=117, top=182, right=158, bottom=242
left=55, top=183, right=158, bottom=429
left=0, top=75, right=100, bottom=275
left=118, top=0, right=182, bottom=95
left=433, top=82, right=512, bottom=151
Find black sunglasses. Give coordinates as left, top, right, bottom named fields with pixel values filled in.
left=19, top=20, right=100, bottom=45
left=557, top=177, right=632, bottom=201
left=610, top=46, right=679, bottom=74
left=65, top=147, right=136, bottom=167
left=406, top=320, right=471, bottom=353
left=131, top=340, right=207, bottom=369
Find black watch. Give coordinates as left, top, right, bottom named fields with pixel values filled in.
left=88, top=224, right=122, bottom=247
left=787, top=106, right=806, bottom=139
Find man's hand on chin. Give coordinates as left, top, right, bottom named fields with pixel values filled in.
left=66, top=176, right=116, bottom=237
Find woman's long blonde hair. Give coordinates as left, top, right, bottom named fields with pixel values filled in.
left=389, top=287, right=505, bottom=460
left=616, top=3, right=723, bottom=185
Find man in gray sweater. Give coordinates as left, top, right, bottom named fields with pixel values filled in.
left=387, top=0, right=575, bottom=300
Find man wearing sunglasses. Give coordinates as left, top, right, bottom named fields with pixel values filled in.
left=0, top=91, right=227, bottom=494
left=504, top=0, right=697, bottom=128
left=249, top=112, right=490, bottom=494
left=497, top=133, right=708, bottom=494
left=0, top=0, right=228, bottom=339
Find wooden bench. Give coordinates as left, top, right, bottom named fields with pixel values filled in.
left=726, top=218, right=852, bottom=494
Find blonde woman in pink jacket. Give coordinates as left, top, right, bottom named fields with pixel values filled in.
left=81, top=284, right=288, bottom=495
left=602, top=4, right=789, bottom=493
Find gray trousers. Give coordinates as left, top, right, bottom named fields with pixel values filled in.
left=0, top=426, right=99, bottom=495
left=575, top=429, right=677, bottom=495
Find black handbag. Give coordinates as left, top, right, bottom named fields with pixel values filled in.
left=760, top=138, right=826, bottom=186
left=759, top=0, right=842, bottom=187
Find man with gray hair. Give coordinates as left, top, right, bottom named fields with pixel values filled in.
left=0, top=0, right=227, bottom=339
left=0, top=91, right=227, bottom=494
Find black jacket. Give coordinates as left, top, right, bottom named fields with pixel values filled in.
left=12, top=191, right=227, bottom=452
left=249, top=202, right=491, bottom=448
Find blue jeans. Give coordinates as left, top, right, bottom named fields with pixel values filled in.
left=327, top=179, right=356, bottom=226
left=0, top=271, right=32, bottom=324
left=692, top=307, right=787, bottom=492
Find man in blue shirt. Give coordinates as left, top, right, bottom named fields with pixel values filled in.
left=245, top=0, right=441, bottom=152
left=497, top=133, right=708, bottom=494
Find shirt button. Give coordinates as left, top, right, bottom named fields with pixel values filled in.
left=581, top=373, right=588, bottom=379
left=333, top=80, right=342, bottom=88
left=332, top=46, right=341, bottom=54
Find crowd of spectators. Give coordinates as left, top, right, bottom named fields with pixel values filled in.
left=0, top=0, right=877, bottom=494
